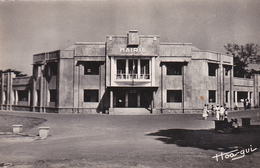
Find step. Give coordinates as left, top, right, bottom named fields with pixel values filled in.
left=111, top=108, right=151, bottom=115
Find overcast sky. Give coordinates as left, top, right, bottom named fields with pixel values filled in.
left=1, top=0, right=260, bottom=75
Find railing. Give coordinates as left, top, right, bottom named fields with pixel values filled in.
left=116, top=73, right=150, bottom=80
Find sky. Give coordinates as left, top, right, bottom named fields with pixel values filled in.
left=0, top=0, right=260, bottom=75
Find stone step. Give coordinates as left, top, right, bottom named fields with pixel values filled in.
left=111, top=108, right=151, bottom=115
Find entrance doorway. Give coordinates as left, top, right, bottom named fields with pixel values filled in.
left=128, top=89, right=138, bottom=107
left=115, top=91, right=125, bottom=107
left=113, top=89, right=153, bottom=108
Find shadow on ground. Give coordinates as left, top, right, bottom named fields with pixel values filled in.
left=147, top=125, right=260, bottom=152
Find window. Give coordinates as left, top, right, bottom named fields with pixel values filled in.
left=209, top=90, right=216, bottom=103
left=117, top=59, right=126, bottom=79
left=224, top=65, right=232, bottom=76
left=49, top=90, right=57, bottom=102
left=237, top=91, right=248, bottom=102
left=18, top=90, right=28, bottom=101
left=116, top=58, right=150, bottom=79
left=84, top=90, right=99, bottom=102
left=128, top=59, right=138, bottom=75
left=167, top=63, right=182, bottom=75
left=226, top=91, right=229, bottom=103
left=140, top=59, right=150, bottom=79
left=225, top=67, right=229, bottom=76
left=49, top=62, right=58, bottom=76
left=208, top=63, right=218, bottom=76
left=84, top=62, right=99, bottom=75
left=167, top=90, right=182, bottom=102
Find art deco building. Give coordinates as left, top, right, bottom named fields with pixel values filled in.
left=1, top=31, right=259, bottom=114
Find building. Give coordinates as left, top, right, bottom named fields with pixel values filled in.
left=1, top=30, right=259, bottom=114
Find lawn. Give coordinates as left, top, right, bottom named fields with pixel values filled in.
left=0, top=114, right=47, bottom=132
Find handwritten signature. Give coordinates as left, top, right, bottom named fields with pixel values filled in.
left=212, top=145, right=257, bottom=161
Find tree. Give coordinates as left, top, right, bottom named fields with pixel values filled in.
left=0, top=69, right=27, bottom=77
left=224, top=43, right=260, bottom=78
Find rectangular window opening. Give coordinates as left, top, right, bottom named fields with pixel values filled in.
left=141, top=59, right=150, bottom=79
left=208, top=63, right=218, bottom=76
left=84, top=90, right=99, bottom=102
left=166, top=63, right=182, bottom=75
left=18, top=90, right=28, bottom=101
left=226, top=91, right=229, bottom=103
left=209, top=90, right=216, bottom=103
left=49, top=90, right=57, bottom=102
left=84, top=62, right=100, bottom=75
left=237, top=91, right=248, bottom=102
left=167, top=90, right=182, bottom=102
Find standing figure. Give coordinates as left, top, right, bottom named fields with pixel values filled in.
left=202, top=104, right=208, bottom=120
left=215, top=105, right=220, bottom=120
left=211, top=105, right=215, bottom=116
left=243, top=99, right=247, bottom=110
left=219, top=105, right=225, bottom=120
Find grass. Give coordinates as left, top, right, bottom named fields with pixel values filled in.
left=0, top=114, right=47, bottom=132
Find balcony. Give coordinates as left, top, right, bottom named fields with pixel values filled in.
left=114, top=70, right=151, bottom=86
left=116, top=70, right=150, bottom=80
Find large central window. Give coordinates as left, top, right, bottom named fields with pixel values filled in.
left=116, top=58, right=150, bottom=80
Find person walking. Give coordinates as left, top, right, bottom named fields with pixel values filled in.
left=219, top=105, right=225, bottom=120
left=202, top=104, right=208, bottom=120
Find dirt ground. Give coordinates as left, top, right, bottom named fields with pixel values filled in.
left=0, top=109, right=260, bottom=168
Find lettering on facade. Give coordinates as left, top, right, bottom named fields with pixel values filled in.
left=120, top=48, right=146, bottom=53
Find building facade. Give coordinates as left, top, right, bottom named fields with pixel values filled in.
left=1, top=30, right=260, bottom=114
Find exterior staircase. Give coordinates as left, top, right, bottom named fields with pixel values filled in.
left=111, top=108, right=152, bottom=115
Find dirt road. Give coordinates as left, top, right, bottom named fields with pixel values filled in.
left=0, top=110, right=259, bottom=168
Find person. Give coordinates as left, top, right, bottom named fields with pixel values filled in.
left=219, top=105, right=225, bottom=120
left=231, top=118, right=240, bottom=133
left=223, top=116, right=229, bottom=129
left=243, top=99, right=247, bottom=110
left=206, top=104, right=209, bottom=115
left=211, top=105, right=215, bottom=116
left=215, top=104, right=220, bottom=120
left=202, top=104, right=208, bottom=119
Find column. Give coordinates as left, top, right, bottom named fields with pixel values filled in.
left=235, top=91, right=238, bottom=106
left=28, top=90, right=31, bottom=106
left=73, top=61, right=79, bottom=109
left=253, top=74, right=259, bottom=107
left=32, top=77, right=36, bottom=112
left=182, top=64, right=185, bottom=113
left=9, top=72, right=14, bottom=110
left=78, top=64, right=83, bottom=108
left=6, top=72, right=10, bottom=110
left=137, top=59, right=141, bottom=79
left=15, top=90, right=18, bottom=105
left=126, top=59, right=129, bottom=79
left=110, top=90, right=113, bottom=109
left=1, top=73, right=4, bottom=110
left=161, top=64, right=166, bottom=111
left=152, top=90, right=156, bottom=113
left=229, top=67, right=233, bottom=109
left=151, top=57, right=155, bottom=85
left=40, top=65, right=44, bottom=112
left=137, top=90, right=140, bottom=107
left=125, top=91, right=128, bottom=107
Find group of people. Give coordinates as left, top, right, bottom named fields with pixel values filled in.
left=202, top=104, right=240, bottom=133
left=202, top=104, right=228, bottom=120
